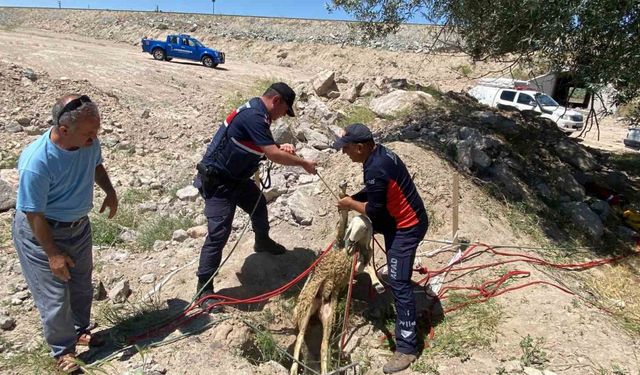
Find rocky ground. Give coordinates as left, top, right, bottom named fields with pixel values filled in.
left=0, top=8, right=639, bottom=375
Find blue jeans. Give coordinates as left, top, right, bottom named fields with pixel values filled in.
left=383, top=218, right=428, bottom=355
left=197, top=179, right=269, bottom=282
left=12, top=210, right=93, bottom=358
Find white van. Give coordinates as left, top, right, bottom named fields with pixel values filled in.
left=469, top=80, right=585, bottom=133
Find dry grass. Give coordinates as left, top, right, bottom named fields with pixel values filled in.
left=584, top=261, right=640, bottom=334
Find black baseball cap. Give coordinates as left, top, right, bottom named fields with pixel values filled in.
left=332, top=123, right=374, bottom=150
left=269, top=82, right=296, bottom=117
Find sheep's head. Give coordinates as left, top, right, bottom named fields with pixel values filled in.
left=344, top=214, right=373, bottom=252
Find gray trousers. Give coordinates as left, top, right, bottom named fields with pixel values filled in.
left=12, top=210, right=93, bottom=358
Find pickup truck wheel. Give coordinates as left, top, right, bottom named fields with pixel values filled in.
left=152, top=48, right=166, bottom=61
left=202, top=56, right=216, bottom=68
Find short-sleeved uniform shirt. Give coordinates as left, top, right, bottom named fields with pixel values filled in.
left=352, top=144, right=426, bottom=234
left=16, top=128, right=103, bottom=222
left=201, top=97, right=275, bottom=181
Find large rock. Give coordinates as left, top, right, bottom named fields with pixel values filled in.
left=15, top=117, right=31, bottom=126
left=93, top=281, right=108, bottom=301
left=139, top=273, right=156, bottom=284
left=256, top=361, right=289, bottom=375
left=489, top=162, right=526, bottom=200
left=0, top=179, right=16, bottom=212
left=590, top=199, right=609, bottom=220
left=455, top=140, right=491, bottom=170
left=554, top=169, right=585, bottom=201
left=299, top=96, right=337, bottom=124
left=0, top=316, right=15, bottom=331
left=288, top=189, right=315, bottom=226
left=22, top=68, right=37, bottom=81
left=472, top=110, right=519, bottom=135
left=176, top=185, right=199, bottom=201
left=554, top=138, right=598, bottom=172
left=299, top=125, right=331, bottom=150
left=369, top=90, right=434, bottom=118
left=340, top=82, right=364, bottom=103
left=271, top=121, right=296, bottom=144
left=360, top=81, right=382, bottom=97
left=187, top=225, right=208, bottom=238
left=562, top=202, right=604, bottom=239
left=312, top=70, right=339, bottom=97
left=5, top=122, right=22, bottom=133
left=171, top=229, right=188, bottom=242
left=108, top=280, right=131, bottom=303
left=455, top=140, right=473, bottom=169
left=263, top=172, right=288, bottom=202
left=297, top=146, right=327, bottom=163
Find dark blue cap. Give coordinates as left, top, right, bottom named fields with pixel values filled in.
left=269, top=82, right=296, bottom=117
left=332, top=123, right=374, bottom=149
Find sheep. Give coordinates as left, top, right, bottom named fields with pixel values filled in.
left=290, top=185, right=383, bottom=375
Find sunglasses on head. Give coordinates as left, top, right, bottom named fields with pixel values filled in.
left=56, top=95, right=92, bottom=125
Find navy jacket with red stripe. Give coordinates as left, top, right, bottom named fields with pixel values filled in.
left=201, top=98, right=275, bottom=181
left=352, top=145, right=427, bottom=234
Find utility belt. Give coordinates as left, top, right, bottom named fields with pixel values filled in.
left=196, top=161, right=272, bottom=199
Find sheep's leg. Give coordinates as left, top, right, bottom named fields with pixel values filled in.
left=357, top=250, right=385, bottom=294
left=291, top=297, right=321, bottom=375
left=363, top=262, right=385, bottom=294
left=319, top=294, right=338, bottom=374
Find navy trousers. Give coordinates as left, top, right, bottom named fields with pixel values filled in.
left=197, top=179, right=269, bottom=282
left=383, top=217, right=428, bottom=355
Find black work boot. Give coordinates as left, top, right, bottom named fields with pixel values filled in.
left=383, top=352, right=417, bottom=374
left=195, top=279, right=224, bottom=313
left=253, top=233, right=287, bottom=255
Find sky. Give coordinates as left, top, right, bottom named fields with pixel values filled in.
left=0, top=1, right=362, bottom=21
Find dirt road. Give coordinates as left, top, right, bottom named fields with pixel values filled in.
left=0, top=28, right=310, bottom=112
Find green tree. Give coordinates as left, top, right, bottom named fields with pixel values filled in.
left=329, top=0, right=640, bottom=106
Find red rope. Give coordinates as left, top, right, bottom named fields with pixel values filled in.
left=128, top=240, right=336, bottom=343
left=370, top=237, right=635, bottom=344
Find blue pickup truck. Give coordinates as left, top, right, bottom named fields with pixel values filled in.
left=141, top=34, right=225, bottom=68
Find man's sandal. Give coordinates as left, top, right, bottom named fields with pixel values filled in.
left=77, top=331, right=106, bottom=347
left=56, top=353, right=80, bottom=373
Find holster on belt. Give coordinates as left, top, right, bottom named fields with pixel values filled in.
left=196, top=162, right=220, bottom=198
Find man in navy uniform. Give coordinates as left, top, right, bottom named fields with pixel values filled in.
left=335, top=123, right=428, bottom=374
left=194, top=82, right=316, bottom=310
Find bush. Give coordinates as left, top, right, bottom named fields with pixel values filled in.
left=136, top=214, right=195, bottom=250
left=338, top=105, right=377, bottom=127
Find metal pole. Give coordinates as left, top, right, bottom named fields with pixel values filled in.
left=452, top=172, right=459, bottom=245
left=212, top=0, right=215, bottom=15
left=58, top=1, right=61, bottom=9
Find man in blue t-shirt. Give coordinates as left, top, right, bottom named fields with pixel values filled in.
left=12, top=94, right=118, bottom=373
left=194, top=82, right=317, bottom=311
left=334, top=123, right=428, bottom=374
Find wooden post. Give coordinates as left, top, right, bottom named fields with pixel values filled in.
left=452, top=173, right=459, bottom=245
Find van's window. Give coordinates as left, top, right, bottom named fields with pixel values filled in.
left=517, top=93, right=535, bottom=105
left=500, top=90, right=516, bottom=102
left=169, top=36, right=178, bottom=44
left=537, top=94, right=560, bottom=107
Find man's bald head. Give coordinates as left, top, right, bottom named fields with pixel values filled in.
left=52, top=94, right=100, bottom=130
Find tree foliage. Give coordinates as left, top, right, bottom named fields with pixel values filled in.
left=329, top=0, right=640, bottom=104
